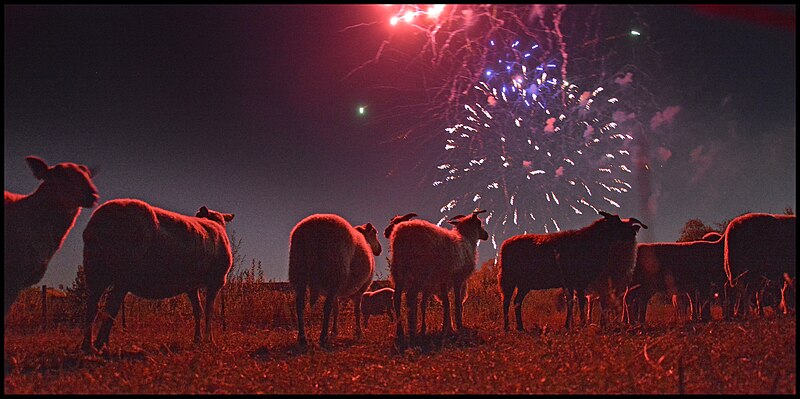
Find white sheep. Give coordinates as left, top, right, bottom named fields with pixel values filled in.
left=625, top=235, right=726, bottom=326
left=389, top=210, right=488, bottom=345
left=288, top=214, right=381, bottom=347
left=4, top=156, right=99, bottom=321
left=498, top=211, right=647, bottom=331
left=80, top=199, right=234, bottom=353
left=361, top=287, right=395, bottom=328
left=723, top=213, right=796, bottom=319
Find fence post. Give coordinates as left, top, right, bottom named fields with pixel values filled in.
left=41, top=285, right=47, bottom=332
left=221, top=289, right=226, bottom=332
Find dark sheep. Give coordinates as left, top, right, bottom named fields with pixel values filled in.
left=498, top=211, right=647, bottom=331
left=5, top=156, right=98, bottom=321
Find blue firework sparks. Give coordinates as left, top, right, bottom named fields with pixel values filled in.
left=432, top=36, right=638, bottom=251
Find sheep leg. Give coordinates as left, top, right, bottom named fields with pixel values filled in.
left=363, top=313, right=369, bottom=329
left=331, top=298, right=339, bottom=338
left=93, top=288, right=127, bottom=352
left=454, top=281, right=465, bottom=331
left=440, top=286, right=453, bottom=335
left=406, top=288, right=419, bottom=340
left=513, top=288, right=529, bottom=331
left=320, top=294, right=336, bottom=347
left=576, top=289, right=588, bottom=326
left=295, top=289, right=308, bottom=347
left=393, top=284, right=405, bottom=345
left=352, top=295, right=364, bottom=340
left=419, top=290, right=430, bottom=336
left=188, top=289, right=204, bottom=343
left=81, top=286, right=105, bottom=353
left=4, top=285, right=21, bottom=322
left=502, top=288, right=514, bottom=331
left=564, top=288, right=575, bottom=330
left=205, top=284, right=221, bottom=344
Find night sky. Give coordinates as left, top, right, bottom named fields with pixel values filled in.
left=4, top=5, right=796, bottom=288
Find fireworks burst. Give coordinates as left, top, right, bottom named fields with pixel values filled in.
left=432, top=35, right=640, bottom=250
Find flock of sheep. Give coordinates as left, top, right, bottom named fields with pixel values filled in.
left=4, top=155, right=797, bottom=354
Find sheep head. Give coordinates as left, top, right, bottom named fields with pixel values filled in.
left=26, top=156, right=99, bottom=209
left=196, top=206, right=235, bottom=227
left=384, top=212, right=418, bottom=238
left=356, top=223, right=382, bottom=256
left=448, top=209, right=489, bottom=241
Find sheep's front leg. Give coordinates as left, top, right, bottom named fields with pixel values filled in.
left=187, top=289, right=204, bottom=343
left=454, top=280, right=465, bottom=331
left=93, top=288, right=128, bottom=352
left=407, top=288, right=419, bottom=340
left=564, top=288, right=575, bottom=330
left=576, top=289, right=588, bottom=326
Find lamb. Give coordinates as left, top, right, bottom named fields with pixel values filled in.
left=498, top=211, right=647, bottom=331
left=389, top=210, right=488, bottom=345
left=5, top=156, right=99, bottom=321
left=723, top=213, right=796, bottom=319
left=361, top=287, right=395, bottom=328
left=625, top=235, right=726, bottom=326
left=80, top=199, right=234, bottom=353
left=288, top=214, right=381, bottom=347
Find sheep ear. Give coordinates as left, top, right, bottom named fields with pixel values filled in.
left=197, top=206, right=209, bottom=217
left=26, top=156, right=50, bottom=180
left=365, top=223, right=375, bottom=232
left=628, top=217, right=648, bottom=229
left=223, top=213, right=234, bottom=222
left=599, top=211, right=613, bottom=219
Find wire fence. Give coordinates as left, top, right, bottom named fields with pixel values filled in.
left=5, top=280, right=393, bottom=335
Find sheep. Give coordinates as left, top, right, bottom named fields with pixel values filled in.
left=384, top=213, right=418, bottom=239
left=4, top=156, right=99, bottom=321
left=723, top=213, right=796, bottom=319
left=80, top=199, right=234, bottom=353
left=361, top=287, right=395, bottom=328
left=624, top=235, right=726, bottom=326
left=498, top=211, right=647, bottom=331
left=389, top=210, right=488, bottom=345
left=288, top=213, right=381, bottom=347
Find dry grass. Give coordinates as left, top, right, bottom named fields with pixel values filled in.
left=4, top=265, right=796, bottom=394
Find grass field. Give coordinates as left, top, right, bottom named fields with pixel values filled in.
left=4, top=265, right=796, bottom=394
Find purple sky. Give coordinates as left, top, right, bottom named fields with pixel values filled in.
left=4, top=5, right=795, bottom=288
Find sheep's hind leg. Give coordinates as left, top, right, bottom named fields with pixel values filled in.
left=204, top=284, right=222, bottom=344
left=320, top=294, right=336, bottom=347
left=295, top=289, right=308, bottom=348
left=393, top=283, right=405, bottom=347
left=513, top=288, right=530, bottom=331
left=419, top=290, right=431, bottom=336
left=188, top=289, right=203, bottom=344
left=440, top=286, right=453, bottom=335
left=81, top=286, right=105, bottom=353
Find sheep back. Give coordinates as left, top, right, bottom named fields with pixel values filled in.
left=288, top=214, right=376, bottom=300
left=633, top=239, right=725, bottom=295
left=724, top=213, right=796, bottom=286
left=362, top=287, right=395, bottom=316
left=389, top=219, right=473, bottom=292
